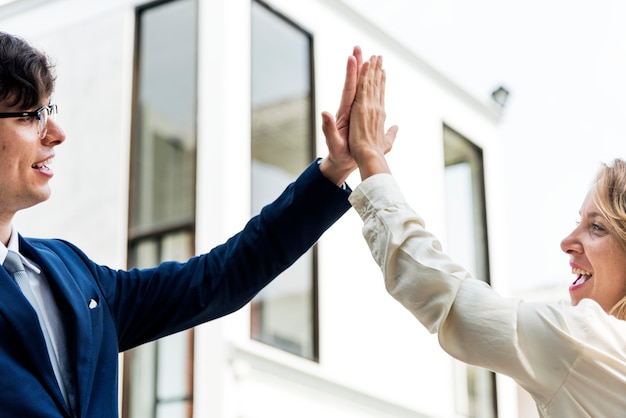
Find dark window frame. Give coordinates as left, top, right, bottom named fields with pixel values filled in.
left=443, top=123, right=497, bottom=418
left=250, top=0, right=320, bottom=362
left=122, top=1, right=199, bottom=417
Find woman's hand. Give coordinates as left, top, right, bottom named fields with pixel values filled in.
left=349, top=55, right=398, bottom=180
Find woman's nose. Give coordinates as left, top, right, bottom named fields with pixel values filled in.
left=560, top=229, right=580, bottom=254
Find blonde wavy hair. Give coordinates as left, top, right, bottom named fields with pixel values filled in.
left=593, top=158, right=626, bottom=319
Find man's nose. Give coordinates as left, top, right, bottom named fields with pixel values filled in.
left=42, top=118, right=66, bottom=146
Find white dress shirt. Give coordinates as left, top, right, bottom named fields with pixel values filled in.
left=349, top=173, right=626, bottom=418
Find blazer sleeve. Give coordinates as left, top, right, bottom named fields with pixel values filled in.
left=36, top=159, right=351, bottom=351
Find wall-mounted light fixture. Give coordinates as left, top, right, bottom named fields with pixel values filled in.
left=491, top=85, right=510, bottom=109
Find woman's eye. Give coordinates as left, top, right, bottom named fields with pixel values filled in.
left=591, top=223, right=606, bottom=232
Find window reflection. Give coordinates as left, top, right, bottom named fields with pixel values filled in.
left=131, top=0, right=197, bottom=235
left=124, top=0, right=197, bottom=417
left=250, top=0, right=317, bottom=360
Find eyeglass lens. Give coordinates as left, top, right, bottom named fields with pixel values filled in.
left=38, top=105, right=57, bottom=138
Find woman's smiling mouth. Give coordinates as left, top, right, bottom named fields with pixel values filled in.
left=570, top=267, right=592, bottom=288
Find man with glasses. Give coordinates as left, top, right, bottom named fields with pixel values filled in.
left=0, top=31, right=395, bottom=417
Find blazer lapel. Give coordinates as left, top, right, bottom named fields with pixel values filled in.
left=21, top=238, right=99, bottom=417
left=0, top=262, right=71, bottom=413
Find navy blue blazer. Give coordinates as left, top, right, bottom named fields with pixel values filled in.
left=0, top=160, right=351, bottom=417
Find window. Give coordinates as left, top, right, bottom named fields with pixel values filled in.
left=249, top=0, right=318, bottom=361
left=443, top=125, right=497, bottom=418
left=123, top=1, right=197, bottom=417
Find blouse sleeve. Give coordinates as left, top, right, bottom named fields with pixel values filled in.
left=349, top=173, right=591, bottom=403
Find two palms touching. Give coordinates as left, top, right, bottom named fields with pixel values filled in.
left=322, top=46, right=398, bottom=178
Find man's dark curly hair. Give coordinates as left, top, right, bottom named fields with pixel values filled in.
left=0, top=32, right=55, bottom=109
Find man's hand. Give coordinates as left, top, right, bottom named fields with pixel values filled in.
left=319, top=46, right=363, bottom=186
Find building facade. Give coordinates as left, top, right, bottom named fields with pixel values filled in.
left=0, top=0, right=529, bottom=416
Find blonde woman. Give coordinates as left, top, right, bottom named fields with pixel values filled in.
left=347, top=51, right=626, bottom=417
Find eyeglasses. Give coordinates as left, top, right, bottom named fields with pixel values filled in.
left=0, top=104, right=58, bottom=139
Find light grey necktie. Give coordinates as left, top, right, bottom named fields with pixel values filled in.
left=3, top=250, right=71, bottom=408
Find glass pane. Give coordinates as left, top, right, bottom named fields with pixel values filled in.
left=129, top=238, right=159, bottom=269
left=251, top=0, right=311, bottom=175
left=157, top=332, right=190, bottom=400
left=156, top=401, right=190, bottom=418
left=250, top=1, right=315, bottom=360
left=444, top=163, right=477, bottom=274
left=126, top=233, right=194, bottom=418
left=128, top=343, right=156, bottom=418
left=131, top=0, right=197, bottom=234
left=251, top=255, right=314, bottom=358
left=161, top=230, right=193, bottom=262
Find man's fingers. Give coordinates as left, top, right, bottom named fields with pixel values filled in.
left=337, top=55, right=358, bottom=117
left=321, top=111, right=337, bottom=137
left=353, top=46, right=363, bottom=78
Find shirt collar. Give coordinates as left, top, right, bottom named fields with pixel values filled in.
left=2, top=225, right=40, bottom=273
left=0, top=225, right=18, bottom=264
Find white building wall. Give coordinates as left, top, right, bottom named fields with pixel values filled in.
left=0, top=0, right=519, bottom=417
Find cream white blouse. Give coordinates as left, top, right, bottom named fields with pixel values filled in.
left=349, top=173, right=626, bottom=418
